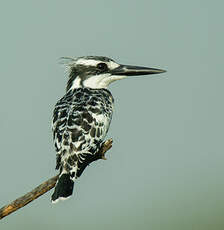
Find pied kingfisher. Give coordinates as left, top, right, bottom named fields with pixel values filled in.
left=51, top=56, right=166, bottom=203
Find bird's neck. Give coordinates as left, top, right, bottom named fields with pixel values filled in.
left=67, top=75, right=110, bottom=91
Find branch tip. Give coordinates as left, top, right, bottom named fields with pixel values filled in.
left=0, top=139, right=113, bottom=220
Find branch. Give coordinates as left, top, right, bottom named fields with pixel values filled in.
left=0, top=138, right=113, bottom=220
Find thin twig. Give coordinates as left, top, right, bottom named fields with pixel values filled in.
left=0, top=139, right=113, bottom=220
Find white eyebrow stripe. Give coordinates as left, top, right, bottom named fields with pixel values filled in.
left=107, top=61, right=120, bottom=69
left=76, top=59, right=100, bottom=66
left=76, top=59, right=120, bottom=69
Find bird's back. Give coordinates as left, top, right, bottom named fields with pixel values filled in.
left=51, top=87, right=114, bottom=202
left=52, top=87, right=114, bottom=177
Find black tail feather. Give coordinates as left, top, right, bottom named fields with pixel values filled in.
left=51, top=173, right=74, bottom=203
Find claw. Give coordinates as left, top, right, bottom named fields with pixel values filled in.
left=100, top=138, right=113, bottom=160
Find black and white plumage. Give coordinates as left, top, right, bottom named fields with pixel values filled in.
left=51, top=56, right=165, bottom=203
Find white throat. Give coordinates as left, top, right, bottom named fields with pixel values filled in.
left=70, top=74, right=127, bottom=89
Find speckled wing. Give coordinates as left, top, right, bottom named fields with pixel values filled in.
left=52, top=88, right=114, bottom=178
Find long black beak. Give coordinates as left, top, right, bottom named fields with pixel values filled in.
left=111, top=64, right=166, bottom=76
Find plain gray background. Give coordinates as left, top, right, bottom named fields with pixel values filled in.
left=1, top=1, right=224, bottom=229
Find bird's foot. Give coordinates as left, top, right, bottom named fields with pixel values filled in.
left=99, top=138, right=113, bottom=160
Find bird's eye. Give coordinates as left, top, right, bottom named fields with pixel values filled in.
left=97, top=63, right=108, bottom=71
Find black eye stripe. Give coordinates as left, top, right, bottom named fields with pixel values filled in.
left=97, top=63, right=108, bottom=71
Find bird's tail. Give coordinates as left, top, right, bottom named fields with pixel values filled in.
left=51, top=173, right=74, bottom=203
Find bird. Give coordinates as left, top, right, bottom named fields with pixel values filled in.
left=51, top=56, right=166, bottom=203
